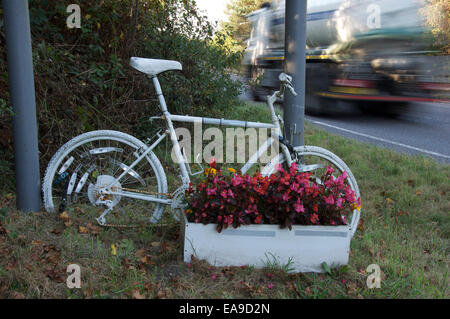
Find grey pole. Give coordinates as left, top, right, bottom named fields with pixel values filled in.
left=284, top=0, right=307, bottom=147
left=3, top=0, right=41, bottom=212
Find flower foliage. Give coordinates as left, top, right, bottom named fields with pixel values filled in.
left=186, top=160, right=361, bottom=233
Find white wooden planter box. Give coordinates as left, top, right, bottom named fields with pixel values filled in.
left=182, top=214, right=351, bottom=273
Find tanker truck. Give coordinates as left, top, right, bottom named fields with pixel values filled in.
left=243, top=0, right=444, bottom=115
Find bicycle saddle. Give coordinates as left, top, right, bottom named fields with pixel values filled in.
left=130, top=57, right=182, bottom=76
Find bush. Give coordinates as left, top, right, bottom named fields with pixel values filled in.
left=0, top=0, right=243, bottom=189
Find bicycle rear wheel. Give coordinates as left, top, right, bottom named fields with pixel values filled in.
left=42, top=130, right=168, bottom=224
left=262, top=145, right=361, bottom=237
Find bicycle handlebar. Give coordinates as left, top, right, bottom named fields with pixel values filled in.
left=277, top=73, right=297, bottom=96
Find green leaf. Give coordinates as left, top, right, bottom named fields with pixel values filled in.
left=321, top=262, right=332, bottom=275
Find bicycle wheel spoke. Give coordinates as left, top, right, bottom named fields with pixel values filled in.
left=43, top=131, right=167, bottom=225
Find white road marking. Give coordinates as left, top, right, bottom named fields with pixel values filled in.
left=308, top=119, right=450, bottom=160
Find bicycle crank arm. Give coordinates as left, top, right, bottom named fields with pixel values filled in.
left=105, top=190, right=172, bottom=205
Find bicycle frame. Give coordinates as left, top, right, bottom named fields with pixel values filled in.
left=102, top=75, right=293, bottom=205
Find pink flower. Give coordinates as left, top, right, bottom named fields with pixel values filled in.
left=326, top=166, right=336, bottom=174
left=267, top=283, right=275, bottom=289
left=220, top=190, right=227, bottom=198
left=282, top=192, right=290, bottom=201
left=227, top=189, right=234, bottom=198
left=324, top=195, right=335, bottom=205
left=211, top=274, right=217, bottom=280
left=335, top=172, right=347, bottom=187
left=275, top=164, right=285, bottom=173
left=231, top=175, right=243, bottom=186
left=345, top=187, right=355, bottom=202
left=336, top=197, right=344, bottom=208
left=294, top=200, right=305, bottom=213
left=289, top=162, right=298, bottom=174
left=206, top=188, right=217, bottom=196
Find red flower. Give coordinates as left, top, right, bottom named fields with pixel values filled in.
left=209, top=157, right=217, bottom=168
left=310, top=213, right=319, bottom=224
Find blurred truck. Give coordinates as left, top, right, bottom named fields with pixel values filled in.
left=243, top=0, right=449, bottom=115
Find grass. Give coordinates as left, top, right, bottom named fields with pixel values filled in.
left=0, top=102, right=448, bottom=299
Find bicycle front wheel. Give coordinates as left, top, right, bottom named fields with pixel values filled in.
left=262, top=145, right=361, bottom=238
left=42, top=130, right=168, bottom=224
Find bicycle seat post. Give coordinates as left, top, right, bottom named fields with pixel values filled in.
left=149, top=75, right=168, bottom=113
left=148, top=75, right=190, bottom=183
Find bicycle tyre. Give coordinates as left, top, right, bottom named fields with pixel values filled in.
left=42, top=130, right=168, bottom=224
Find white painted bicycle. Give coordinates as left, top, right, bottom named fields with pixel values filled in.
left=42, top=57, right=361, bottom=236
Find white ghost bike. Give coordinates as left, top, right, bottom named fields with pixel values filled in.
left=42, top=57, right=361, bottom=237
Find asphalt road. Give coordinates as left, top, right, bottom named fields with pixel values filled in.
left=239, top=87, right=450, bottom=164
left=305, top=101, right=450, bottom=164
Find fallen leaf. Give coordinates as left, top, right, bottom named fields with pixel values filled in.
left=25, top=263, right=34, bottom=272
left=6, top=259, right=18, bottom=270
left=160, top=241, right=174, bottom=253
left=139, top=255, right=154, bottom=265
left=45, top=267, right=65, bottom=283
left=59, top=211, right=70, bottom=221
left=132, top=290, right=145, bottom=299
left=74, top=207, right=86, bottom=214
left=156, top=289, right=167, bottom=299
left=51, top=228, right=63, bottom=235
left=287, top=282, right=301, bottom=297
left=304, top=286, right=312, bottom=295
left=83, top=287, right=94, bottom=298
left=0, top=222, right=9, bottom=236
left=64, top=221, right=73, bottom=227
left=136, top=249, right=147, bottom=258
left=86, top=223, right=101, bottom=235
left=346, top=282, right=358, bottom=295
left=111, top=244, right=117, bottom=256
left=385, top=198, right=393, bottom=204
left=78, top=226, right=88, bottom=234
left=45, top=251, right=61, bottom=265
left=11, top=292, right=25, bottom=299
left=357, top=218, right=365, bottom=232
left=415, top=189, right=422, bottom=195
left=150, top=241, right=160, bottom=248
left=144, top=283, right=153, bottom=291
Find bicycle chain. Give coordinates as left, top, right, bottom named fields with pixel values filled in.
left=99, top=187, right=174, bottom=228
left=120, top=187, right=173, bottom=198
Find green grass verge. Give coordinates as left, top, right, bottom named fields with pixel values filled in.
left=0, top=102, right=448, bottom=298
